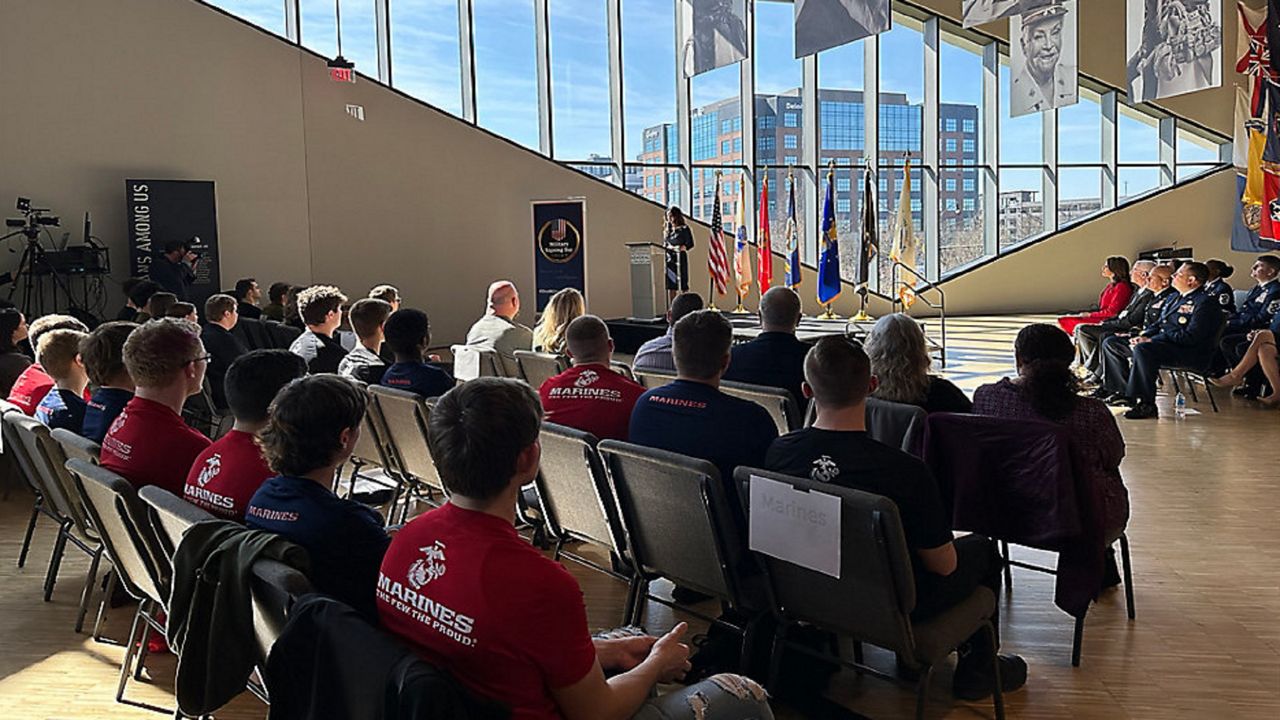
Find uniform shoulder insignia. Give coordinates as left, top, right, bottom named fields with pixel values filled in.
left=1269, top=299, right=1280, bottom=314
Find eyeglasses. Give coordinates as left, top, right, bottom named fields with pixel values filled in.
left=186, top=354, right=212, bottom=365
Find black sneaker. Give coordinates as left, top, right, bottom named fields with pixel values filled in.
left=1124, top=401, right=1159, bottom=419
left=1089, top=387, right=1114, bottom=401
left=953, top=654, right=1028, bottom=701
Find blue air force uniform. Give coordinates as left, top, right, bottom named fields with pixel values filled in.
left=1218, top=279, right=1280, bottom=376
left=1125, top=288, right=1224, bottom=404
left=1100, top=287, right=1178, bottom=395
left=1204, top=279, right=1235, bottom=315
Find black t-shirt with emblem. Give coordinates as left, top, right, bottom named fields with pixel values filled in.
left=765, top=428, right=953, bottom=576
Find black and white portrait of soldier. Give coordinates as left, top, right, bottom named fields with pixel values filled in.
left=962, top=0, right=1023, bottom=28
left=688, top=0, right=747, bottom=76
left=795, top=0, right=891, bottom=58
left=1010, top=0, right=1078, bottom=117
left=1126, top=0, right=1221, bottom=102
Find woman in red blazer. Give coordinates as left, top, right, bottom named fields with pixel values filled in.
left=1058, top=256, right=1135, bottom=335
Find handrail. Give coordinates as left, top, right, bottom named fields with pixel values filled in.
left=889, top=260, right=948, bottom=369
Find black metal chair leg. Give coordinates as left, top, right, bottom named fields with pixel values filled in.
left=1203, top=377, right=1219, bottom=412
left=913, top=665, right=935, bottom=720
left=76, top=545, right=104, bottom=633
left=93, top=569, right=116, bottom=643
left=987, top=623, right=1006, bottom=720
left=629, top=579, right=650, bottom=626
left=1169, top=371, right=1182, bottom=396
left=765, top=622, right=789, bottom=695
left=1119, top=535, right=1136, bottom=620
left=1071, top=613, right=1085, bottom=667
left=1184, top=372, right=1199, bottom=402
left=1000, top=540, right=1013, bottom=593
left=116, top=602, right=147, bottom=703
left=18, top=498, right=42, bottom=568
left=43, top=521, right=72, bottom=602
left=134, top=622, right=154, bottom=681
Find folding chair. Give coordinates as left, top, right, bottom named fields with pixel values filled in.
left=803, top=396, right=926, bottom=454
left=3, top=405, right=61, bottom=570
left=10, top=415, right=105, bottom=632
left=633, top=368, right=678, bottom=390
left=369, top=385, right=447, bottom=523
left=51, top=427, right=101, bottom=465
left=264, top=320, right=302, bottom=349
left=333, top=383, right=400, bottom=503
left=610, top=361, right=636, bottom=382
left=1164, top=313, right=1229, bottom=412
left=720, top=380, right=802, bottom=434
left=514, top=350, right=566, bottom=389
left=138, top=485, right=217, bottom=566
left=248, top=558, right=314, bottom=670
left=736, top=467, right=1005, bottom=720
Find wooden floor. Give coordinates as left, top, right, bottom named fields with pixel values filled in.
left=1, top=315, right=1278, bottom=719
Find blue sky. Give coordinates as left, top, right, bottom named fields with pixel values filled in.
left=211, top=0, right=1219, bottom=200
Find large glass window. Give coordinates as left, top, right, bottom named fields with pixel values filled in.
left=391, top=0, right=463, bottom=117
left=624, top=0, right=677, bottom=165
left=818, top=38, right=865, bottom=267
left=550, top=0, right=611, bottom=161
left=473, top=0, right=539, bottom=150
left=300, top=0, right=378, bottom=77
left=755, top=1, right=804, bottom=166
left=208, top=0, right=287, bottom=36
left=876, top=15, right=925, bottom=286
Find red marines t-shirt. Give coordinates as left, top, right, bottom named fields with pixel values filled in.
left=183, top=429, right=272, bottom=521
left=101, top=397, right=210, bottom=495
left=537, top=364, right=645, bottom=441
left=376, top=503, right=597, bottom=720
left=7, top=363, right=91, bottom=416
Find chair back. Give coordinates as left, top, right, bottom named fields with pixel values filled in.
left=64, top=459, right=167, bottom=604
left=349, top=384, right=395, bottom=473
left=450, top=344, right=503, bottom=381
left=51, top=427, right=101, bottom=465
left=597, top=441, right=743, bottom=604
left=514, top=350, right=566, bottom=389
left=249, top=558, right=314, bottom=665
left=1, top=403, right=45, bottom=498
left=610, top=361, right=636, bottom=382
left=634, top=368, right=677, bottom=390
left=720, top=380, right=801, bottom=434
left=735, top=467, right=917, bottom=658
left=865, top=397, right=928, bottom=454
left=369, top=385, right=446, bottom=494
left=234, top=317, right=272, bottom=350
left=11, top=416, right=95, bottom=537
left=536, top=423, right=625, bottom=555
left=264, top=320, right=302, bottom=349
left=138, top=485, right=217, bottom=563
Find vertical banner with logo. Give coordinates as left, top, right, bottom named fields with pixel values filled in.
left=125, top=179, right=221, bottom=307
left=532, top=200, right=587, bottom=313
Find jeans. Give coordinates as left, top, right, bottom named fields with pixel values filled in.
left=633, top=674, right=774, bottom=720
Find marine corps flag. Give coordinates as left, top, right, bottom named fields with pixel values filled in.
left=733, top=192, right=752, bottom=302
left=784, top=171, right=802, bottom=288
left=816, top=165, right=842, bottom=307
left=889, top=162, right=919, bottom=308
left=758, top=175, right=773, bottom=293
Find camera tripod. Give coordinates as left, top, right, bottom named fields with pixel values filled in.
left=2, top=228, right=79, bottom=318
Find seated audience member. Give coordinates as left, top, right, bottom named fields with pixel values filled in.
left=974, top=324, right=1129, bottom=541
left=1204, top=259, right=1236, bottom=314
left=167, top=301, right=198, bottom=323
left=33, top=329, right=90, bottom=432
left=865, top=313, right=971, bottom=413
left=201, top=294, right=248, bottom=409
left=149, top=240, right=198, bottom=301
left=539, top=315, right=645, bottom=441
left=116, top=277, right=147, bottom=321
left=368, top=284, right=401, bottom=312
left=289, top=285, right=349, bottom=374
left=8, top=314, right=89, bottom=415
left=629, top=310, right=777, bottom=487
left=632, top=292, right=704, bottom=373
left=1113, top=262, right=1220, bottom=420
left=283, top=285, right=305, bottom=329
left=379, top=377, right=772, bottom=720
left=466, top=280, right=533, bottom=377
left=186, top=350, right=307, bottom=520
left=1094, top=265, right=1178, bottom=399
left=246, top=375, right=390, bottom=619
left=79, top=322, right=138, bottom=443
left=723, top=287, right=810, bottom=406
left=380, top=308, right=454, bottom=398
left=1074, top=260, right=1158, bottom=383
left=0, top=309, right=31, bottom=397
left=1217, top=255, right=1280, bottom=391
left=100, top=319, right=211, bottom=493
left=1057, top=256, right=1135, bottom=335
left=234, top=277, right=263, bottom=319
left=533, top=287, right=585, bottom=355
left=338, top=298, right=392, bottom=382
left=145, top=292, right=179, bottom=321
left=1213, top=310, right=1280, bottom=407
left=263, top=282, right=291, bottom=322
left=765, top=336, right=1027, bottom=700
left=127, top=280, right=162, bottom=322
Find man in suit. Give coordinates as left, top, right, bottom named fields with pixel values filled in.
left=722, top=287, right=811, bottom=407
left=201, top=293, right=248, bottom=410
left=1216, top=255, right=1280, bottom=392
left=1120, top=261, right=1223, bottom=419
left=1094, top=265, right=1177, bottom=399
left=1076, top=260, right=1157, bottom=382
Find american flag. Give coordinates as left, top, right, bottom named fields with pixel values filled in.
left=551, top=219, right=568, bottom=241
left=707, top=175, right=729, bottom=296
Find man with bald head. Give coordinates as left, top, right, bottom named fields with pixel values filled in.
left=465, top=280, right=533, bottom=377
left=538, top=315, right=645, bottom=441
left=722, top=287, right=811, bottom=406
left=1094, top=264, right=1177, bottom=399
left=1075, top=259, right=1158, bottom=382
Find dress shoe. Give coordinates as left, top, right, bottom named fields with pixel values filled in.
left=1107, top=395, right=1136, bottom=408
left=1124, top=402, right=1159, bottom=419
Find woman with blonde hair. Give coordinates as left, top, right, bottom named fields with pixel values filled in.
left=532, top=287, right=585, bottom=355
left=865, top=313, right=972, bottom=413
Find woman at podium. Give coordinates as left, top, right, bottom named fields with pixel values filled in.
left=664, top=206, right=694, bottom=302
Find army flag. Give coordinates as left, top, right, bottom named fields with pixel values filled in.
left=733, top=192, right=752, bottom=300
left=758, top=175, right=773, bottom=294
left=784, top=172, right=802, bottom=288
left=889, top=162, right=919, bottom=308
left=817, top=166, right=842, bottom=306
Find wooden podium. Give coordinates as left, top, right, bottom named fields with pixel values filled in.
left=625, top=242, right=666, bottom=320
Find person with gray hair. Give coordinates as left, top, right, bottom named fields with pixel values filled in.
left=1074, top=259, right=1160, bottom=383
left=722, top=287, right=811, bottom=406
left=465, top=280, right=533, bottom=377
left=865, top=313, right=972, bottom=414
left=538, top=315, right=645, bottom=441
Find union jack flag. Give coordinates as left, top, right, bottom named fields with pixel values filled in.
left=707, top=175, right=729, bottom=297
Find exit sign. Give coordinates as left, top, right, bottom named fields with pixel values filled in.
left=330, top=67, right=355, bottom=83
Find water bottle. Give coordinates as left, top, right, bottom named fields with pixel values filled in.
left=1174, top=392, right=1187, bottom=420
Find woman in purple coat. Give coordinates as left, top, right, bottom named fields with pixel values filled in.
left=973, top=323, right=1130, bottom=543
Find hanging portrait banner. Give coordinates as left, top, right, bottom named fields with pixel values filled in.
left=685, top=0, right=748, bottom=76
left=124, top=179, right=221, bottom=308
left=1126, top=0, right=1222, bottom=103
left=531, top=200, right=587, bottom=313
left=962, top=0, right=1025, bottom=28
left=1010, top=0, right=1078, bottom=118
left=794, top=0, right=891, bottom=57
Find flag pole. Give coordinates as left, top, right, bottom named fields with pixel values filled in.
left=852, top=287, right=871, bottom=321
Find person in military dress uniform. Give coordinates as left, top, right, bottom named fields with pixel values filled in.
left=1215, top=255, right=1280, bottom=393
left=1011, top=1, right=1077, bottom=116
left=1096, top=266, right=1179, bottom=399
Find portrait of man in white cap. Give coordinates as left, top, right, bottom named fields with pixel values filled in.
left=1010, top=0, right=1078, bottom=117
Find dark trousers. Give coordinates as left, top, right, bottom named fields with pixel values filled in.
left=1125, top=340, right=1208, bottom=403
left=1077, top=324, right=1123, bottom=379
left=912, top=534, right=1003, bottom=656
left=1101, top=334, right=1136, bottom=394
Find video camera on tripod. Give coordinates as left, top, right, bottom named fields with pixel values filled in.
left=3, top=195, right=109, bottom=320
left=5, top=197, right=60, bottom=239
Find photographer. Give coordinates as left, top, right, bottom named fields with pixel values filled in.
left=150, top=239, right=200, bottom=301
